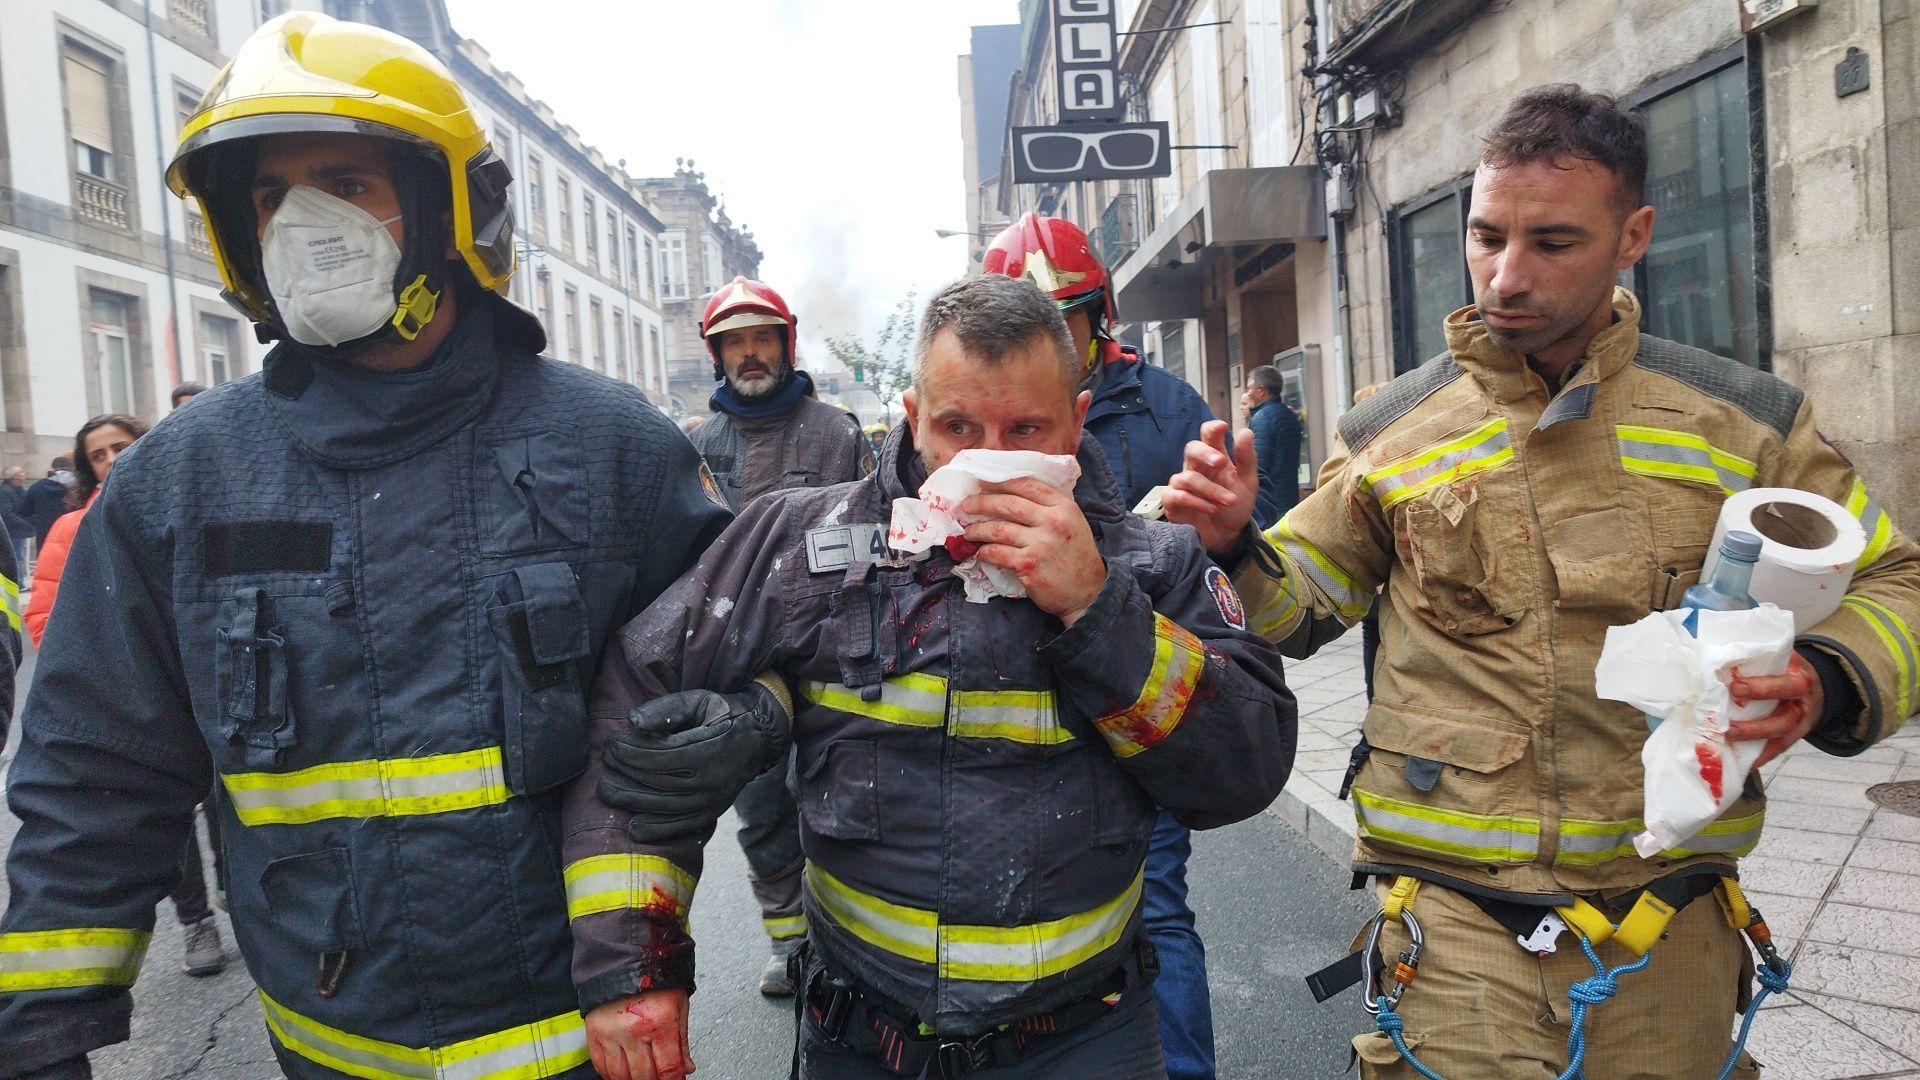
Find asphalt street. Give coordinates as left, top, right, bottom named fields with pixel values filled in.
left=3, top=649, right=1375, bottom=1079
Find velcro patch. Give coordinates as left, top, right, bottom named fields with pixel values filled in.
left=806, top=523, right=892, bottom=574
left=203, top=521, right=332, bottom=576
left=1205, top=565, right=1245, bottom=629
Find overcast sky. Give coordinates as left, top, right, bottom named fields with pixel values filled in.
left=440, top=0, right=1022, bottom=368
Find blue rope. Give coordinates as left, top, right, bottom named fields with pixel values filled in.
left=1374, top=935, right=1653, bottom=1080
left=1555, top=936, right=1652, bottom=1080
left=1716, top=957, right=1791, bottom=1080
left=1375, top=999, right=1448, bottom=1080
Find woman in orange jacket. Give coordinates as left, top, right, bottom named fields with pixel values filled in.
left=23, top=413, right=147, bottom=645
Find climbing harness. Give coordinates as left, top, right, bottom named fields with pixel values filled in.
left=1353, top=875, right=1789, bottom=1080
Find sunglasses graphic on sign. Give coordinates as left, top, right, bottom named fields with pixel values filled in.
left=1018, top=126, right=1165, bottom=174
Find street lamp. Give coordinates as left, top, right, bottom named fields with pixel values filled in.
left=934, top=222, right=1012, bottom=240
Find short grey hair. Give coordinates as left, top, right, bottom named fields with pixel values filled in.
left=911, top=275, right=1078, bottom=392
left=1247, top=364, right=1284, bottom=398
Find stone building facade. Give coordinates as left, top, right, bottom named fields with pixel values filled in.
left=636, top=163, right=763, bottom=416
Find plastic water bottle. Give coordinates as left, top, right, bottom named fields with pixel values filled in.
left=1646, top=530, right=1763, bottom=729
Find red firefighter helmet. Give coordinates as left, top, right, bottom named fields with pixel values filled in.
left=702, top=276, right=798, bottom=380
left=982, top=213, right=1117, bottom=332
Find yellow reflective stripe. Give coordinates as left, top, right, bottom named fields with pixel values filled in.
left=763, top=914, right=808, bottom=940
left=1267, top=516, right=1370, bottom=620
left=1243, top=534, right=1304, bottom=639
left=562, top=854, right=696, bottom=927
left=0, top=574, right=19, bottom=632
left=1364, top=417, right=1514, bottom=510
left=1555, top=809, right=1765, bottom=865
left=939, top=867, right=1142, bottom=982
left=948, top=689, right=1074, bottom=745
left=260, top=991, right=588, bottom=1080
left=1351, top=788, right=1541, bottom=863
left=1616, top=425, right=1757, bottom=495
left=799, top=673, right=947, bottom=729
left=806, top=862, right=938, bottom=964
left=1841, top=595, right=1918, bottom=720
left=222, top=747, right=510, bottom=826
left=1094, top=614, right=1205, bottom=759
left=807, top=863, right=1142, bottom=985
left=0, top=928, right=150, bottom=992
left=1846, top=479, right=1894, bottom=572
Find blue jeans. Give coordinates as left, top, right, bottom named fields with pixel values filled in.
left=1145, top=809, right=1215, bottom=1080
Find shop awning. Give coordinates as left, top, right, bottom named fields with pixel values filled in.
left=1112, top=166, right=1325, bottom=322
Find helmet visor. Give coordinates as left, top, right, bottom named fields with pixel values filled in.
left=705, top=312, right=788, bottom=337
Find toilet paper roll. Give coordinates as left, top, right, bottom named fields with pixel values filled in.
left=1703, top=487, right=1864, bottom=633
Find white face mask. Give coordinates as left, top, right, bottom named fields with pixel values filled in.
left=260, top=185, right=404, bottom=347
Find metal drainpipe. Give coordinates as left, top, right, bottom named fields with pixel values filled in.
left=1315, top=0, right=1353, bottom=415
left=143, top=0, right=186, bottom=389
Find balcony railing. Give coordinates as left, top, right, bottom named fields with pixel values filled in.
left=74, top=174, right=130, bottom=230
left=1093, top=192, right=1138, bottom=272
left=186, top=213, right=214, bottom=257
left=169, top=0, right=211, bottom=37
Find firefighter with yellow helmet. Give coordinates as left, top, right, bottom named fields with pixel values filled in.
left=0, top=14, right=730, bottom=1080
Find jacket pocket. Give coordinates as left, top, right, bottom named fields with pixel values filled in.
left=1544, top=507, right=1647, bottom=623
left=798, top=739, right=881, bottom=843
left=214, top=588, right=294, bottom=769
left=1358, top=700, right=1531, bottom=835
left=479, top=424, right=588, bottom=555
left=487, top=562, right=592, bottom=796
left=259, top=846, right=365, bottom=953
left=1400, top=487, right=1517, bottom=637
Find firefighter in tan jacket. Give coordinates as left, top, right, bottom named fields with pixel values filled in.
left=1168, top=85, right=1920, bottom=1078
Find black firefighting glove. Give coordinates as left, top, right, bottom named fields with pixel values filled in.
left=599, top=674, right=793, bottom=844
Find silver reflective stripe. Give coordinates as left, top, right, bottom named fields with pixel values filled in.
left=1615, top=425, right=1756, bottom=495
left=1351, top=789, right=1541, bottom=864
left=948, top=690, right=1073, bottom=745
left=222, top=746, right=510, bottom=826
left=799, top=673, right=947, bottom=729
left=0, top=928, right=150, bottom=992
left=259, top=991, right=589, bottom=1080
left=562, top=854, right=696, bottom=924
left=1556, top=810, right=1764, bottom=866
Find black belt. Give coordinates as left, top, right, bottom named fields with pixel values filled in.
left=791, top=941, right=1152, bottom=1079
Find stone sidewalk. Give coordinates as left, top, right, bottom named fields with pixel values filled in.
left=1266, top=628, right=1920, bottom=1079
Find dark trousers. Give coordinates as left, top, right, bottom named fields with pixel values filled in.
left=795, top=974, right=1168, bottom=1079
left=735, top=760, right=806, bottom=938
left=170, top=818, right=211, bottom=926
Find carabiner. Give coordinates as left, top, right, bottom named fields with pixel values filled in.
left=1361, top=904, right=1424, bottom=1014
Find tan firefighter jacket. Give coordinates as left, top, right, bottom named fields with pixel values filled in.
left=1235, top=288, right=1920, bottom=899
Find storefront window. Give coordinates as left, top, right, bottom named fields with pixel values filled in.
left=1639, top=60, right=1759, bottom=368
left=1392, top=184, right=1470, bottom=372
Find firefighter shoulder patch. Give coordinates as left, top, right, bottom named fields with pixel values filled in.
left=698, top=461, right=726, bottom=507
left=1204, top=565, right=1245, bottom=629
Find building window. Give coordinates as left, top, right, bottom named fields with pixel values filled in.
left=583, top=193, right=598, bottom=259
left=527, top=154, right=546, bottom=239
left=556, top=174, right=573, bottom=254
left=1389, top=178, right=1472, bottom=373
left=648, top=325, right=662, bottom=388
left=590, top=296, right=606, bottom=371
left=700, top=233, right=723, bottom=294
left=614, top=306, right=628, bottom=380
left=175, top=84, right=214, bottom=256
left=606, top=211, right=620, bottom=278
left=661, top=234, right=687, bottom=300
left=1634, top=56, right=1761, bottom=368
left=537, top=273, right=555, bottom=348
left=564, top=285, right=581, bottom=359
left=87, top=289, right=136, bottom=415
left=63, top=40, right=133, bottom=231
left=642, top=236, right=656, bottom=300
left=199, top=311, right=239, bottom=384
left=257, top=0, right=288, bottom=25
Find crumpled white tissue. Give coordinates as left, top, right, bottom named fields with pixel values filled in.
left=1593, top=604, right=1795, bottom=858
left=887, top=449, right=1082, bottom=603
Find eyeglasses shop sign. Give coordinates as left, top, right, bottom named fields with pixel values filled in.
left=1056, top=0, right=1122, bottom=123
left=1012, top=121, right=1172, bottom=183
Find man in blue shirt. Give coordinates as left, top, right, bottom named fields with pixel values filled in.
left=1242, top=365, right=1304, bottom=528
left=984, top=214, right=1222, bottom=1080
